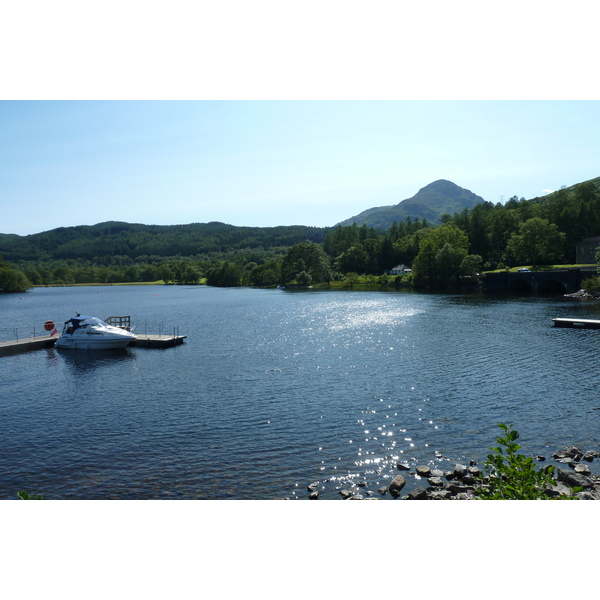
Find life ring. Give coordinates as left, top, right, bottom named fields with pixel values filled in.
left=44, top=320, right=55, bottom=331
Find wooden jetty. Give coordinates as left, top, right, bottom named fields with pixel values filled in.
left=0, top=333, right=186, bottom=357
left=552, top=318, right=600, bottom=329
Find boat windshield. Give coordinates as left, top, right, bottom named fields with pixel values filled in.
left=65, top=316, right=109, bottom=331
left=78, top=317, right=108, bottom=328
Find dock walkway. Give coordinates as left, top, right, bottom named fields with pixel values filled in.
left=0, top=335, right=58, bottom=357
left=130, top=334, right=187, bottom=348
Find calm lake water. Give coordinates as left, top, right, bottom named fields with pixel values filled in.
left=2, top=284, right=600, bottom=499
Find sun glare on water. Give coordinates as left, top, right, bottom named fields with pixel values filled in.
left=304, top=298, right=424, bottom=332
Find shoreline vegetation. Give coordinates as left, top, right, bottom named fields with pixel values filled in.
left=15, top=264, right=599, bottom=297
left=2, top=250, right=600, bottom=297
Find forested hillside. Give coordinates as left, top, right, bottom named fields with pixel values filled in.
left=2, top=176, right=599, bottom=291
left=0, top=221, right=327, bottom=287
left=279, top=175, right=600, bottom=290
left=445, top=176, right=600, bottom=267
left=0, top=221, right=326, bottom=262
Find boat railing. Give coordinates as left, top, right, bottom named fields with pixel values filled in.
left=105, top=320, right=181, bottom=338
left=105, top=315, right=132, bottom=331
left=136, top=323, right=181, bottom=338
left=0, top=326, right=58, bottom=343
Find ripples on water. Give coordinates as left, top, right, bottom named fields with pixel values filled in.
left=1, top=285, right=600, bottom=499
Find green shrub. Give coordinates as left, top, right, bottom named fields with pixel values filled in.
left=582, top=276, right=600, bottom=292
left=18, top=490, right=43, bottom=500
left=475, top=423, right=557, bottom=500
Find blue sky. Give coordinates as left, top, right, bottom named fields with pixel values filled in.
left=2, top=3, right=599, bottom=237
left=2, top=100, right=599, bottom=236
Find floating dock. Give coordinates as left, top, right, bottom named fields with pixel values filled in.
left=552, top=318, right=600, bottom=329
left=129, top=334, right=187, bottom=348
left=0, top=335, right=58, bottom=357
left=0, top=333, right=186, bottom=357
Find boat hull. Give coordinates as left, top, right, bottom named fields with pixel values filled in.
left=55, top=335, right=134, bottom=350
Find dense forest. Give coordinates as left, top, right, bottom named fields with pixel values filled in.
left=1, top=176, right=599, bottom=292
left=0, top=221, right=326, bottom=262
left=0, top=222, right=327, bottom=289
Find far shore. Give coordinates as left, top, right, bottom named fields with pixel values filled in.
left=33, top=281, right=167, bottom=287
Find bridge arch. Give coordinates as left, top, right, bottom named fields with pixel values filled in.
left=537, top=279, right=567, bottom=294
left=508, top=278, right=532, bottom=293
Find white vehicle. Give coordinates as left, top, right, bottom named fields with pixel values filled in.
left=55, top=315, right=136, bottom=350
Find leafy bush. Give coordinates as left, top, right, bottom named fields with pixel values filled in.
left=295, top=270, right=312, bottom=286
left=475, top=423, right=557, bottom=500
left=18, top=490, right=43, bottom=500
left=582, top=276, right=600, bottom=292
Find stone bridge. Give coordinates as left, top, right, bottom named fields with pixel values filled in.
left=483, top=267, right=597, bottom=294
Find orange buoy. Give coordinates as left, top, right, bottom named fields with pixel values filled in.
left=44, top=320, right=55, bottom=332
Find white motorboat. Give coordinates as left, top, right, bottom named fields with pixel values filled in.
left=55, top=315, right=136, bottom=350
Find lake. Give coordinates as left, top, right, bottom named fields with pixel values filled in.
left=2, top=284, right=600, bottom=499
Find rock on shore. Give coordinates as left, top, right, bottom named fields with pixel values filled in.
left=565, top=289, right=600, bottom=299
left=305, top=445, right=600, bottom=500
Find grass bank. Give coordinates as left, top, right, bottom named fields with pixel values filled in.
left=484, top=263, right=596, bottom=274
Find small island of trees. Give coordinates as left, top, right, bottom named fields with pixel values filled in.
left=0, top=256, right=32, bottom=293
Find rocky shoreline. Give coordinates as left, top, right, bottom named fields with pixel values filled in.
left=564, top=289, right=600, bottom=299
left=305, top=445, right=600, bottom=500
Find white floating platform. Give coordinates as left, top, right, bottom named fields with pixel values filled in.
left=552, top=318, right=600, bottom=329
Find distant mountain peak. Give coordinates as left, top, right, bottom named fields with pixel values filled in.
left=337, top=180, right=485, bottom=229
left=419, top=179, right=467, bottom=194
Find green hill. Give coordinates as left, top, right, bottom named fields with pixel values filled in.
left=530, top=176, right=600, bottom=205
left=0, top=221, right=328, bottom=263
left=337, top=179, right=486, bottom=229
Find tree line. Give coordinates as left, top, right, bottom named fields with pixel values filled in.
left=0, top=221, right=326, bottom=262
left=2, top=177, right=599, bottom=292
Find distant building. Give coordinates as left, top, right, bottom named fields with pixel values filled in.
left=575, top=236, right=600, bottom=264
left=386, top=264, right=412, bottom=275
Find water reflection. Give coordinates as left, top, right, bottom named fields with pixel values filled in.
left=55, top=347, right=135, bottom=373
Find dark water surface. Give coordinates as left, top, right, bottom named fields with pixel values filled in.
left=2, top=285, right=600, bottom=499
